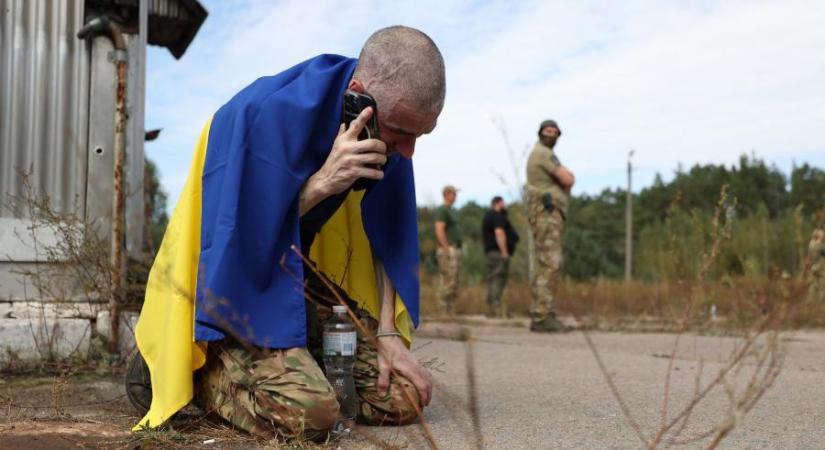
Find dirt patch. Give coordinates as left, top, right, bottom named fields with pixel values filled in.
left=0, top=372, right=132, bottom=421
left=0, top=372, right=137, bottom=449
left=0, top=421, right=129, bottom=449
left=0, top=372, right=332, bottom=449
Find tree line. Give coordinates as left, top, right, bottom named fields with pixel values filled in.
left=418, top=154, right=825, bottom=282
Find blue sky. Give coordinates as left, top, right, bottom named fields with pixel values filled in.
left=145, top=0, right=825, bottom=210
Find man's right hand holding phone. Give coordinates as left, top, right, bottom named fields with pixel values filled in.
left=298, top=107, right=386, bottom=215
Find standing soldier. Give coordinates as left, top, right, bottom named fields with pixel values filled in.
left=482, top=196, right=519, bottom=318
left=807, top=227, right=825, bottom=302
left=434, top=185, right=462, bottom=317
left=525, top=120, right=575, bottom=332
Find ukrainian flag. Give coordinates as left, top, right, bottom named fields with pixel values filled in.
left=133, top=54, right=420, bottom=430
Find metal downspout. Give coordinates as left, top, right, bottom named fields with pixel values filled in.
left=77, top=16, right=127, bottom=354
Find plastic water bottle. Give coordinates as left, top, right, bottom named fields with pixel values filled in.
left=323, top=305, right=358, bottom=424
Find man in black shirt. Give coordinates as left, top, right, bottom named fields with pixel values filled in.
left=481, top=196, right=519, bottom=318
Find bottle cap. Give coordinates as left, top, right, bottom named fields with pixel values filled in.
left=332, top=305, right=348, bottom=314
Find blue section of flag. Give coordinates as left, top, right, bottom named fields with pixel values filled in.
left=362, top=156, right=421, bottom=325
left=193, top=54, right=420, bottom=348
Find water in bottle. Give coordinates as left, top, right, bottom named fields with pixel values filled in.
left=323, top=305, right=358, bottom=425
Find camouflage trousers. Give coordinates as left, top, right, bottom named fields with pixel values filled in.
left=526, top=192, right=564, bottom=321
left=436, top=246, right=462, bottom=315
left=807, top=230, right=825, bottom=303
left=196, top=316, right=420, bottom=440
left=809, top=263, right=825, bottom=303
left=485, top=251, right=510, bottom=315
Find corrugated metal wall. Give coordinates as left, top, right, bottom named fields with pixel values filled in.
left=0, top=0, right=90, bottom=218
left=0, top=0, right=147, bottom=300
left=149, top=0, right=190, bottom=19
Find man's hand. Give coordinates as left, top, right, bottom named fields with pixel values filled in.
left=299, top=107, right=387, bottom=215
left=373, top=257, right=432, bottom=408
left=376, top=335, right=434, bottom=407
left=434, top=221, right=450, bottom=252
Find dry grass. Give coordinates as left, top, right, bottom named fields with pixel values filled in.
left=3, top=170, right=131, bottom=369
left=420, top=276, right=823, bottom=331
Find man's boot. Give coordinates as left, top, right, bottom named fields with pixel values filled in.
left=529, top=313, right=570, bottom=333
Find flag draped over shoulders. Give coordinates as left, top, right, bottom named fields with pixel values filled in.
left=133, top=54, right=420, bottom=430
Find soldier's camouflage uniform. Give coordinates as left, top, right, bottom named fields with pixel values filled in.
left=196, top=307, right=419, bottom=441
left=807, top=228, right=825, bottom=302
left=525, top=141, right=568, bottom=323
left=435, top=203, right=462, bottom=315
left=436, top=246, right=462, bottom=315
left=485, top=250, right=510, bottom=315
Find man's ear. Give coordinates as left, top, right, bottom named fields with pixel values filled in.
left=348, top=79, right=366, bottom=92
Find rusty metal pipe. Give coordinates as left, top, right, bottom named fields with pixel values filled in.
left=78, top=15, right=127, bottom=354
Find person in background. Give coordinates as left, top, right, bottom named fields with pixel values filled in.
left=434, top=185, right=462, bottom=317
left=482, top=196, right=519, bottom=318
left=806, top=227, right=825, bottom=303
left=525, top=119, right=574, bottom=332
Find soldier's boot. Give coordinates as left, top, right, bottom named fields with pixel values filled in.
left=529, top=313, right=571, bottom=333
left=485, top=303, right=499, bottom=318
left=440, top=302, right=455, bottom=319
left=487, top=303, right=511, bottom=319
left=500, top=303, right=511, bottom=319
left=125, top=351, right=152, bottom=415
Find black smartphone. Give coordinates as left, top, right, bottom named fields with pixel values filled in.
left=342, top=89, right=380, bottom=141
left=341, top=90, right=384, bottom=190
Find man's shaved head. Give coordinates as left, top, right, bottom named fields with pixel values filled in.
left=353, top=26, right=446, bottom=115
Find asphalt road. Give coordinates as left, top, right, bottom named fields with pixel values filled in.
left=348, top=320, right=825, bottom=450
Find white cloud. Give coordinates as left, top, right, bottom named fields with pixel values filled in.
left=146, top=0, right=825, bottom=211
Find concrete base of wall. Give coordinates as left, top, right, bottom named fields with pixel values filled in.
left=0, top=318, right=92, bottom=362
left=0, top=300, right=139, bottom=364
